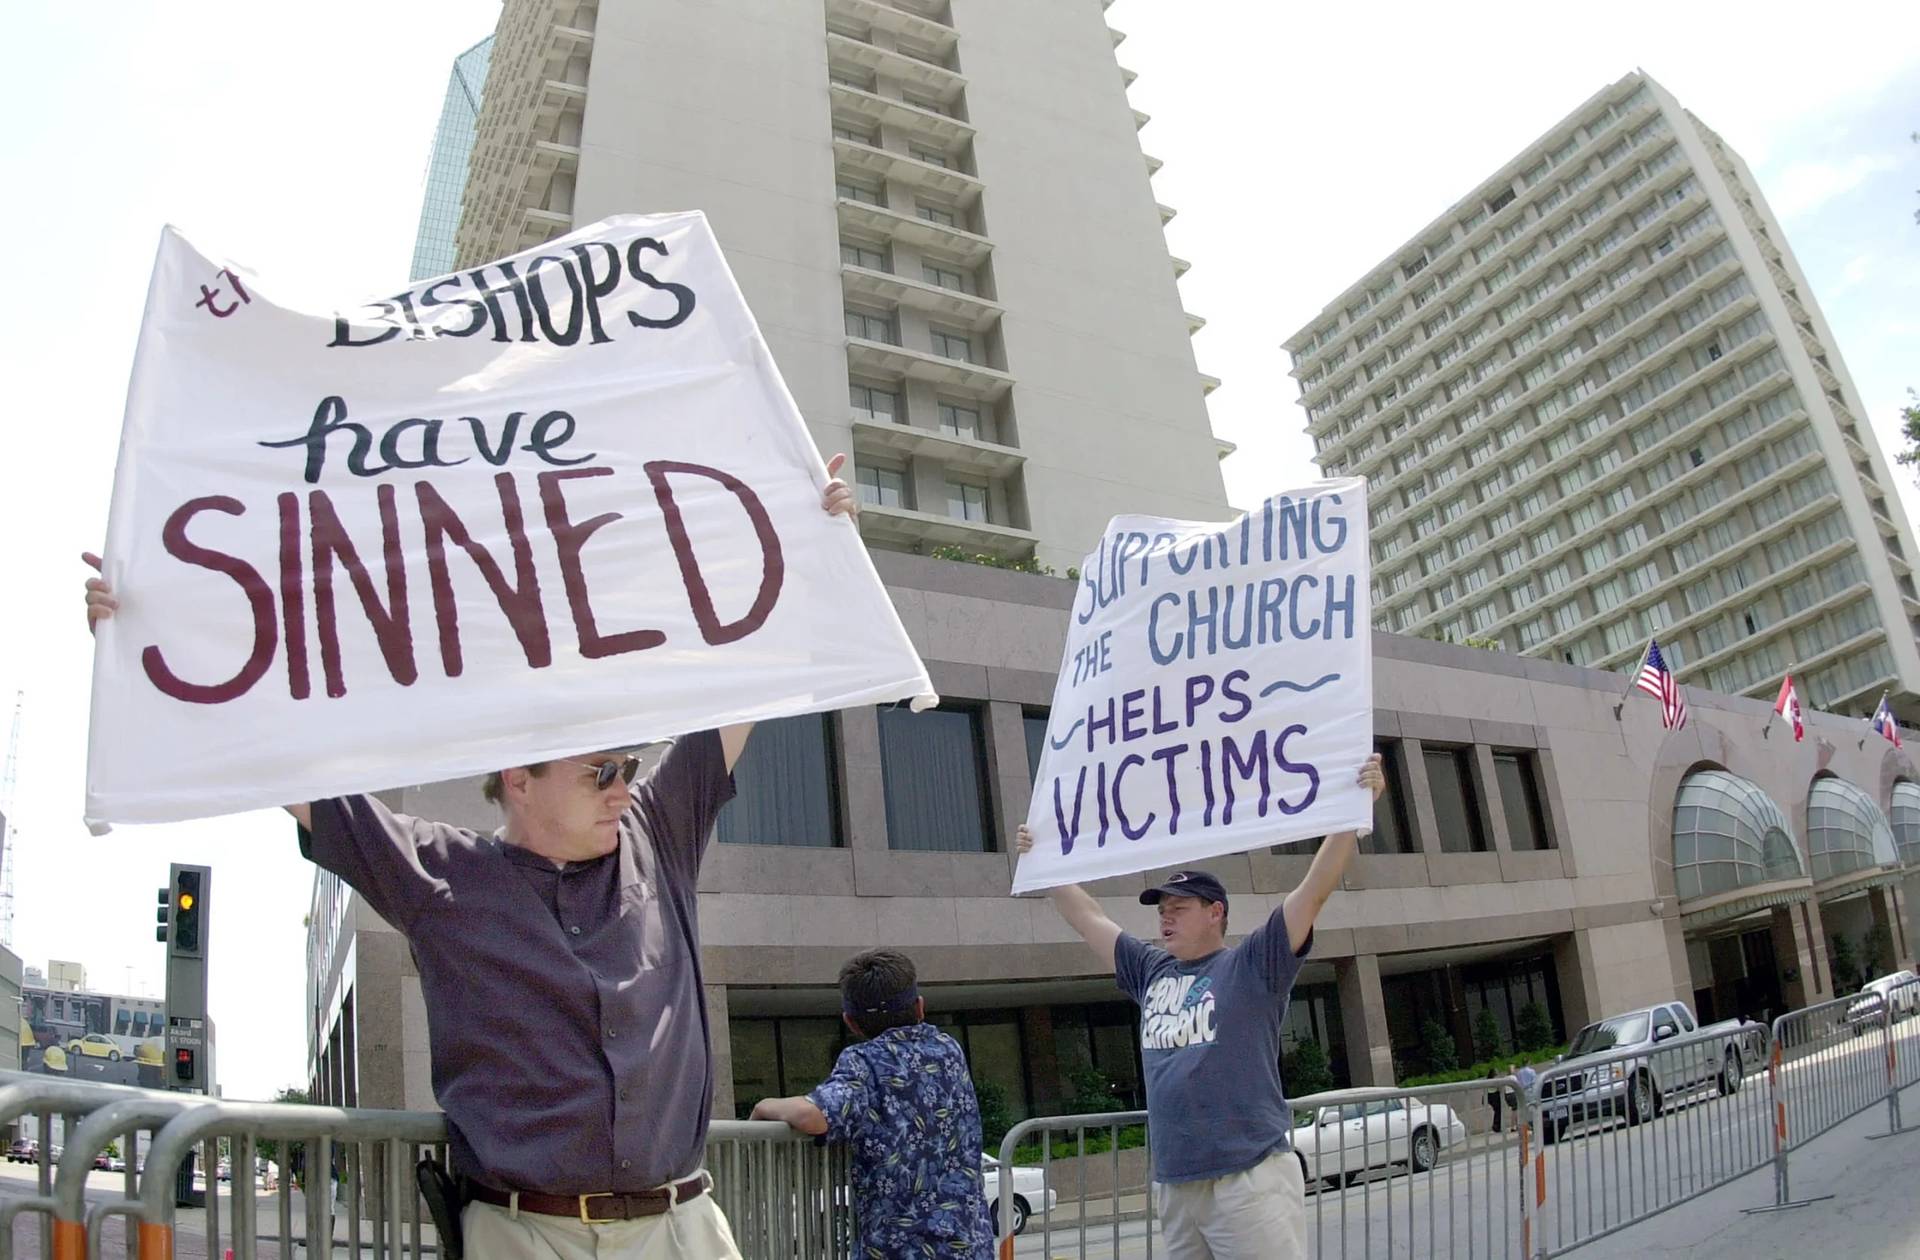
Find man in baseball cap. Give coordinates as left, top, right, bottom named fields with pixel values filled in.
left=1017, top=755, right=1386, bottom=1259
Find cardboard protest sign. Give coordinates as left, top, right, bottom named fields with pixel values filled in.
left=1013, top=482, right=1372, bottom=892
left=86, top=213, right=935, bottom=829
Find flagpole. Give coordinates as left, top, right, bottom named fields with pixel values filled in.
left=1763, top=663, right=1797, bottom=740
left=1614, top=637, right=1653, bottom=722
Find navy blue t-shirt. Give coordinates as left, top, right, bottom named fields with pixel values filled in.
left=1115, top=907, right=1311, bottom=1183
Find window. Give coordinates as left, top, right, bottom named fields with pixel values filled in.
left=849, top=382, right=898, bottom=422
left=922, top=262, right=968, bottom=293
left=909, top=144, right=950, bottom=168
left=844, top=306, right=895, bottom=344
left=1494, top=751, right=1554, bottom=850
left=879, top=704, right=993, bottom=851
left=1023, top=709, right=1051, bottom=783
left=832, top=123, right=877, bottom=145
left=836, top=178, right=884, bottom=207
left=930, top=328, right=973, bottom=362
left=917, top=203, right=958, bottom=227
left=840, top=239, right=886, bottom=271
left=946, top=480, right=989, bottom=522
left=717, top=714, right=841, bottom=847
left=855, top=463, right=910, bottom=509
left=1367, top=742, right=1417, bottom=855
left=938, top=401, right=981, bottom=440
left=1424, top=745, right=1489, bottom=853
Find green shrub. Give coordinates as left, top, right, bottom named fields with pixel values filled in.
left=1514, top=1002, right=1556, bottom=1053
left=1472, top=1006, right=1505, bottom=1062
left=1283, top=1039, right=1335, bottom=1099
left=1420, top=1018, right=1459, bottom=1074
left=973, top=1076, right=1013, bottom=1150
left=926, top=545, right=1056, bottom=577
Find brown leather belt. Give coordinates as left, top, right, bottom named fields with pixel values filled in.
left=465, top=1172, right=710, bottom=1223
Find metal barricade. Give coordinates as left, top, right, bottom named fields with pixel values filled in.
left=995, top=1080, right=1531, bottom=1259
left=1524, top=1023, right=1772, bottom=1256
left=0, top=1070, right=193, bottom=1260
left=704, top=1120, right=854, bottom=1259
left=1752, top=977, right=1920, bottom=1213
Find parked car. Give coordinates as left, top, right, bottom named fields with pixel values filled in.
left=981, top=1154, right=1058, bottom=1236
left=217, top=1158, right=232, bottom=1182
left=92, top=1152, right=111, bottom=1171
left=1293, top=1098, right=1468, bottom=1189
left=6, top=1139, right=38, bottom=1164
left=65, top=1034, right=123, bottom=1062
left=107, top=1156, right=127, bottom=1173
left=1845, top=970, right=1920, bottom=1034
left=1539, top=1001, right=1760, bottom=1142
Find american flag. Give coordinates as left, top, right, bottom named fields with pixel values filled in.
left=1872, top=695, right=1904, bottom=749
left=1634, top=638, right=1689, bottom=730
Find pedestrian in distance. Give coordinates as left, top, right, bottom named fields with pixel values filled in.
left=83, top=456, right=861, bottom=1260
left=1015, top=754, right=1387, bottom=1260
left=749, top=948, right=994, bottom=1258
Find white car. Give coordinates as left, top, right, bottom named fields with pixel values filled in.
left=982, top=1154, right=1057, bottom=1236
left=1846, top=970, right=1920, bottom=1033
left=1292, top=1098, right=1468, bottom=1189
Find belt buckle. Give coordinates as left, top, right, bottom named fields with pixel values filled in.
left=579, top=1191, right=619, bottom=1224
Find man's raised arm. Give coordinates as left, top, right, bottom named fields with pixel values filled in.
left=86, top=551, right=313, bottom=829
left=1015, top=824, right=1123, bottom=971
left=1281, top=754, right=1385, bottom=952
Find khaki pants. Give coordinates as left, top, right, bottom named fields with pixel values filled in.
left=461, top=1190, right=742, bottom=1259
left=1152, top=1149, right=1307, bottom=1260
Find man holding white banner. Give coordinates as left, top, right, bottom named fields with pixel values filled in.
left=81, top=212, right=937, bottom=1259
left=1012, top=483, right=1383, bottom=1258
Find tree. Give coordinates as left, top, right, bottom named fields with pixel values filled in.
left=253, top=1087, right=310, bottom=1169
left=1830, top=933, right=1862, bottom=991
left=972, top=1076, right=1013, bottom=1151
left=1472, top=1006, right=1506, bottom=1063
left=1419, top=1018, right=1460, bottom=1074
left=1514, top=1002, right=1556, bottom=1054
left=1283, top=1039, right=1335, bottom=1101
left=1895, top=390, right=1920, bottom=482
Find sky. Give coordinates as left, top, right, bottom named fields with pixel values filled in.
left=0, top=2, right=1914, bottom=1101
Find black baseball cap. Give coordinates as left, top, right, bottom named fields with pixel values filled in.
left=1140, top=870, right=1228, bottom=909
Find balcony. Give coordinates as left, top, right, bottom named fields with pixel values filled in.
left=841, top=263, right=1002, bottom=333
left=833, top=137, right=983, bottom=205
left=518, top=206, right=572, bottom=251
left=1157, top=202, right=1177, bottom=225
left=824, top=31, right=964, bottom=105
left=1185, top=311, right=1207, bottom=335
left=1171, top=255, right=1191, bottom=279
left=825, top=0, right=958, bottom=56
left=1199, top=372, right=1221, bottom=395
left=529, top=139, right=580, bottom=177
left=850, top=415, right=1024, bottom=478
left=1132, top=107, right=1151, bottom=131
left=858, top=502, right=1039, bottom=560
left=846, top=335, right=1014, bottom=399
left=1144, top=151, right=1163, bottom=176
left=835, top=197, right=992, bottom=267
left=1109, top=26, right=1126, bottom=47
left=828, top=80, right=973, bottom=149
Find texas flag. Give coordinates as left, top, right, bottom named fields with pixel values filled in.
left=1871, top=695, right=1904, bottom=749
left=1772, top=675, right=1804, bottom=742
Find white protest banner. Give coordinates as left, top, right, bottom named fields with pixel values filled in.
left=86, top=212, right=935, bottom=829
left=1012, top=482, right=1372, bottom=893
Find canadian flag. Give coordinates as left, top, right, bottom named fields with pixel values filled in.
left=1773, top=675, right=1804, bottom=742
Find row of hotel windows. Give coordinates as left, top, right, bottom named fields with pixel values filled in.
left=1293, top=83, right=1659, bottom=372
left=727, top=950, right=1569, bottom=1119
left=850, top=382, right=998, bottom=443
left=840, top=238, right=980, bottom=297
left=854, top=463, right=993, bottom=523
left=716, top=711, right=1554, bottom=858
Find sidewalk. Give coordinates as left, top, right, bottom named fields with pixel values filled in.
left=1570, top=1082, right=1920, bottom=1259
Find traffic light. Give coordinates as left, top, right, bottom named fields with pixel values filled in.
left=174, top=1047, right=195, bottom=1083
left=172, top=869, right=203, bottom=955
left=155, top=887, right=170, bottom=943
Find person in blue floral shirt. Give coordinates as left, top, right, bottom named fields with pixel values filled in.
left=750, top=949, right=994, bottom=1258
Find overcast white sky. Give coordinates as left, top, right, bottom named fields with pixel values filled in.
left=0, top=2, right=1914, bottom=1101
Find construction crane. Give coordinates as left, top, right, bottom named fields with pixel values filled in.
left=1, top=690, right=20, bottom=948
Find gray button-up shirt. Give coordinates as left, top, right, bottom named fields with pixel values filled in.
left=302, top=730, right=732, bottom=1194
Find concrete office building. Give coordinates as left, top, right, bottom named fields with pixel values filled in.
left=1285, top=72, right=1920, bottom=727
left=408, top=36, right=494, bottom=282
left=310, top=20, right=1920, bottom=1123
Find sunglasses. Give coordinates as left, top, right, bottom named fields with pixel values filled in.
left=559, top=756, right=642, bottom=791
